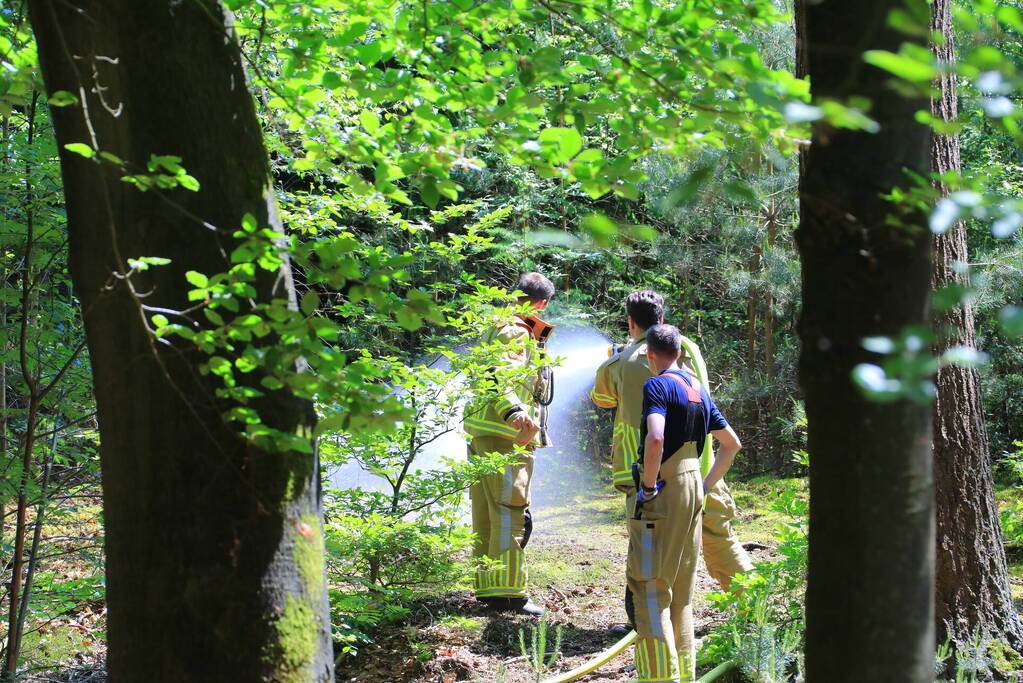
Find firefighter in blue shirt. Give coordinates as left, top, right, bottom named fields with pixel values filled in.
left=629, top=324, right=742, bottom=683
left=592, top=291, right=753, bottom=635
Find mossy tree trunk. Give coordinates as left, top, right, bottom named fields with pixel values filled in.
left=930, top=0, right=1023, bottom=656
left=27, top=1, right=334, bottom=680
left=798, top=1, right=935, bottom=680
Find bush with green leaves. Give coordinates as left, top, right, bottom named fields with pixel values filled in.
left=701, top=474, right=808, bottom=681
left=996, top=441, right=1023, bottom=547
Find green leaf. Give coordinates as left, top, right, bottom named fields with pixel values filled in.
left=783, top=101, right=823, bottom=123
left=360, top=110, right=380, bottom=134
left=580, top=213, right=618, bottom=246
left=851, top=364, right=901, bottom=402
left=64, top=143, right=95, bottom=159
left=357, top=41, right=381, bottom=66
left=207, top=356, right=232, bottom=377
left=421, top=179, right=440, bottom=208
left=940, top=346, right=988, bottom=367
left=179, top=174, right=200, bottom=192
left=186, top=271, right=209, bottom=288
left=538, top=127, right=582, bottom=162
left=396, top=307, right=423, bottom=331
left=863, top=49, right=937, bottom=83
left=301, top=289, right=320, bottom=316
left=322, top=71, right=344, bottom=89
left=996, top=5, right=1023, bottom=31
left=1001, top=305, right=1023, bottom=338
left=315, top=412, right=348, bottom=437
left=48, top=91, right=79, bottom=107
left=659, top=165, right=713, bottom=209
left=333, top=22, right=369, bottom=47
left=933, top=283, right=970, bottom=313
left=261, top=376, right=285, bottom=391
left=204, top=308, right=225, bottom=326
left=99, top=151, right=124, bottom=165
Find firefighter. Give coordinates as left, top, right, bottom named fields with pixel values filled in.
left=630, top=324, right=741, bottom=682
left=464, top=272, right=555, bottom=616
left=591, top=291, right=753, bottom=630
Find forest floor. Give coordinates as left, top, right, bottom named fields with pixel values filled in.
left=13, top=476, right=1023, bottom=682
left=1, top=484, right=106, bottom=683
left=335, top=478, right=791, bottom=683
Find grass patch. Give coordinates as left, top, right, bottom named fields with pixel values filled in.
left=530, top=543, right=621, bottom=586
left=437, top=614, right=486, bottom=632
left=17, top=616, right=104, bottom=672
left=730, top=476, right=806, bottom=544
left=535, top=490, right=625, bottom=538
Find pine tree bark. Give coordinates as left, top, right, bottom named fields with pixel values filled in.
left=930, top=0, right=1023, bottom=654
left=746, top=244, right=761, bottom=373
left=27, top=1, right=334, bottom=680
left=764, top=205, right=778, bottom=381
left=798, top=1, right=935, bottom=680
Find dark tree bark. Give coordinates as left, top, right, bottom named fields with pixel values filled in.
left=930, top=0, right=1023, bottom=654
left=798, top=2, right=935, bottom=681
left=27, top=2, right=334, bottom=680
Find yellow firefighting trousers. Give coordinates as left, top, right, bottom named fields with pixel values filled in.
left=628, top=454, right=703, bottom=683
left=623, top=477, right=752, bottom=626
left=469, top=436, right=534, bottom=599
left=702, top=480, right=753, bottom=591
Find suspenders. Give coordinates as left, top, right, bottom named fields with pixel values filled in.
left=662, top=371, right=705, bottom=448
left=662, top=370, right=702, bottom=404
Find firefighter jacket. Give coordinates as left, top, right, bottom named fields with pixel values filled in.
left=591, top=339, right=651, bottom=490
left=591, top=336, right=694, bottom=490
left=464, top=315, right=553, bottom=447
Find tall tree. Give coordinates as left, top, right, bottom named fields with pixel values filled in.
left=26, top=1, right=333, bottom=680
left=930, top=0, right=1023, bottom=655
left=798, top=1, right=935, bottom=680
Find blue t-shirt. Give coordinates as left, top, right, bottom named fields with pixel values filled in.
left=640, top=369, right=728, bottom=461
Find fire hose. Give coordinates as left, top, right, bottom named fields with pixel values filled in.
left=538, top=628, right=736, bottom=683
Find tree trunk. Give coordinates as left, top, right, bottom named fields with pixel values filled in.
left=930, top=0, right=1023, bottom=654
left=27, top=2, right=334, bottom=680
left=798, top=2, right=935, bottom=681
left=764, top=205, right=777, bottom=382
left=746, top=243, right=761, bottom=374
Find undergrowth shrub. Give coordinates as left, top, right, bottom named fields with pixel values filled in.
left=701, top=463, right=808, bottom=682
left=997, top=441, right=1023, bottom=548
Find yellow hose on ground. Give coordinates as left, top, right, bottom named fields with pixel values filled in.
left=540, top=630, right=637, bottom=683
left=539, top=629, right=736, bottom=683
left=696, top=658, right=737, bottom=682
